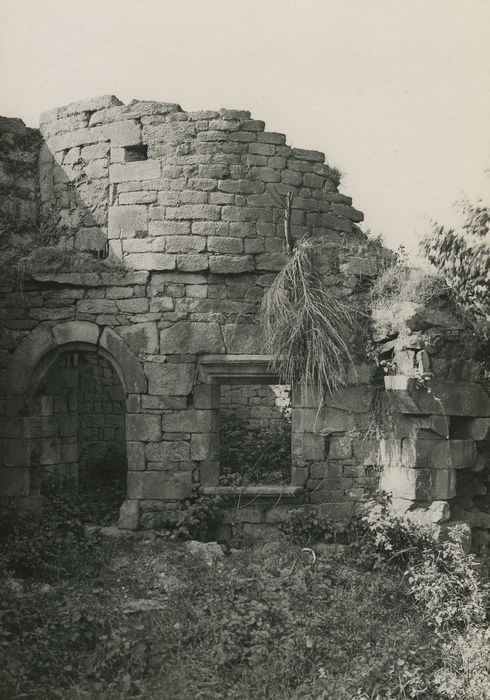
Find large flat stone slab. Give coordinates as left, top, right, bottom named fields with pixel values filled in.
left=385, top=376, right=490, bottom=417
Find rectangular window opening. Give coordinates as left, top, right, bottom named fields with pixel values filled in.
left=124, top=144, right=148, bottom=162
left=218, top=383, right=292, bottom=487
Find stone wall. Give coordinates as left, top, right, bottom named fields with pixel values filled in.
left=77, top=352, right=126, bottom=481
left=0, top=116, right=39, bottom=248
left=0, top=95, right=488, bottom=548
left=38, top=95, right=362, bottom=269
left=373, top=295, right=490, bottom=551
left=220, top=384, right=290, bottom=431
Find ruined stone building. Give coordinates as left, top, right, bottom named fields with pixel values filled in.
left=0, top=96, right=488, bottom=549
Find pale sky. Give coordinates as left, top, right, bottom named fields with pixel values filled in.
left=1, top=0, right=489, bottom=255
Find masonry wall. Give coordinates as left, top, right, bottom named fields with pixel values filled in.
left=372, top=296, right=490, bottom=551
left=0, top=116, right=39, bottom=248
left=220, top=384, right=290, bottom=431
left=0, top=96, right=488, bottom=548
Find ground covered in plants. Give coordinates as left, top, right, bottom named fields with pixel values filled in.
left=1, top=491, right=490, bottom=700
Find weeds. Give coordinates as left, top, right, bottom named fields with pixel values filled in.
left=260, top=236, right=355, bottom=394
left=1, top=493, right=489, bottom=699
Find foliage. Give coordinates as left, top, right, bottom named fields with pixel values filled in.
left=156, top=495, right=227, bottom=542
left=1, top=496, right=489, bottom=699
left=0, top=476, right=124, bottom=579
left=422, top=198, right=489, bottom=315
left=219, top=411, right=291, bottom=485
left=280, top=509, right=339, bottom=546
left=370, top=265, right=452, bottom=310
left=260, top=236, right=355, bottom=394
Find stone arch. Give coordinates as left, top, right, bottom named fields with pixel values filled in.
left=7, top=321, right=146, bottom=397
left=1, top=323, right=146, bottom=518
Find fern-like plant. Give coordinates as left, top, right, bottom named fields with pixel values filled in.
left=260, top=237, right=355, bottom=394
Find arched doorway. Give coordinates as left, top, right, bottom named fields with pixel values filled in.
left=26, top=346, right=127, bottom=522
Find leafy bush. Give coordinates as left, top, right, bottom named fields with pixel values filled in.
left=281, top=509, right=339, bottom=546
left=154, top=495, right=227, bottom=542
left=219, top=411, right=291, bottom=485
left=0, top=476, right=123, bottom=579
left=422, top=197, right=489, bottom=314
left=2, top=495, right=489, bottom=699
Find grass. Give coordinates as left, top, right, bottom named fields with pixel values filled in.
left=260, top=237, right=356, bottom=395
left=1, top=491, right=489, bottom=700
left=0, top=535, right=452, bottom=699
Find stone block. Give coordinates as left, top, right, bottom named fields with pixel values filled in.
left=127, top=441, right=146, bottom=471
left=209, top=255, right=254, bottom=274
left=292, top=407, right=355, bottom=435
left=122, top=237, right=166, bottom=254
left=380, top=466, right=431, bottom=500
left=165, top=236, right=206, bottom=254
left=309, top=462, right=330, bottom=479
left=108, top=205, right=147, bottom=239
left=453, top=418, right=490, bottom=441
left=81, top=142, right=111, bottom=159
left=255, top=253, right=289, bottom=271
left=380, top=466, right=456, bottom=501
left=9, top=326, right=55, bottom=395
left=406, top=500, right=450, bottom=526
left=77, top=298, right=118, bottom=315
left=99, top=327, right=147, bottom=393
left=146, top=441, right=190, bottom=464
left=125, top=253, right=176, bottom=270
left=221, top=206, right=272, bottom=223
left=291, top=148, right=325, bottom=163
left=118, top=323, right=159, bottom=355
left=329, top=437, right=352, bottom=459
left=383, top=412, right=449, bottom=439
left=0, top=467, right=30, bottom=495
left=166, top=204, right=221, bottom=220
left=176, top=254, right=210, bottom=272
left=60, top=443, right=78, bottom=463
left=144, top=362, right=195, bottom=395
left=292, top=432, right=325, bottom=461
left=162, top=409, right=213, bottom=433
left=148, top=221, right=191, bottom=235
left=218, top=179, right=264, bottom=194
left=160, top=321, right=224, bottom=354
left=110, top=160, right=160, bottom=182
left=119, top=191, right=157, bottom=205
left=193, top=384, right=220, bottom=409
left=221, top=323, right=264, bottom=354
left=199, top=460, right=219, bottom=486
left=54, top=95, right=122, bottom=119
left=191, top=433, right=216, bottom=461
left=52, top=321, right=100, bottom=347
left=127, top=471, right=192, bottom=500
left=352, top=438, right=379, bottom=465
left=126, top=414, right=161, bottom=442
left=207, top=237, right=244, bottom=254
left=380, top=438, right=477, bottom=470
left=323, top=386, right=372, bottom=414
left=2, top=439, right=32, bottom=467
left=291, top=467, right=308, bottom=487
left=118, top=499, right=139, bottom=530
left=385, top=377, right=490, bottom=417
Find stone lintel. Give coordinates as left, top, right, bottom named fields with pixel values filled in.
left=198, top=355, right=278, bottom=384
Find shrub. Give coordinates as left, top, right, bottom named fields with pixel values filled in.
left=219, top=411, right=291, bottom=485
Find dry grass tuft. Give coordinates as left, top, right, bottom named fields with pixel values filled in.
left=260, top=236, right=355, bottom=394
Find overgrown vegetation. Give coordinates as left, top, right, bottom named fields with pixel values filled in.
left=370, top=265, right=452, bottom=311
left=0, top=241, right=127, bottom=287
left=260, top=236, right=355, bottom=394
left=219, top=412, right=291, bottom=485
left=1, top=492, right=489, bottom=699
left=422, top=197, right=489, bottom=316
